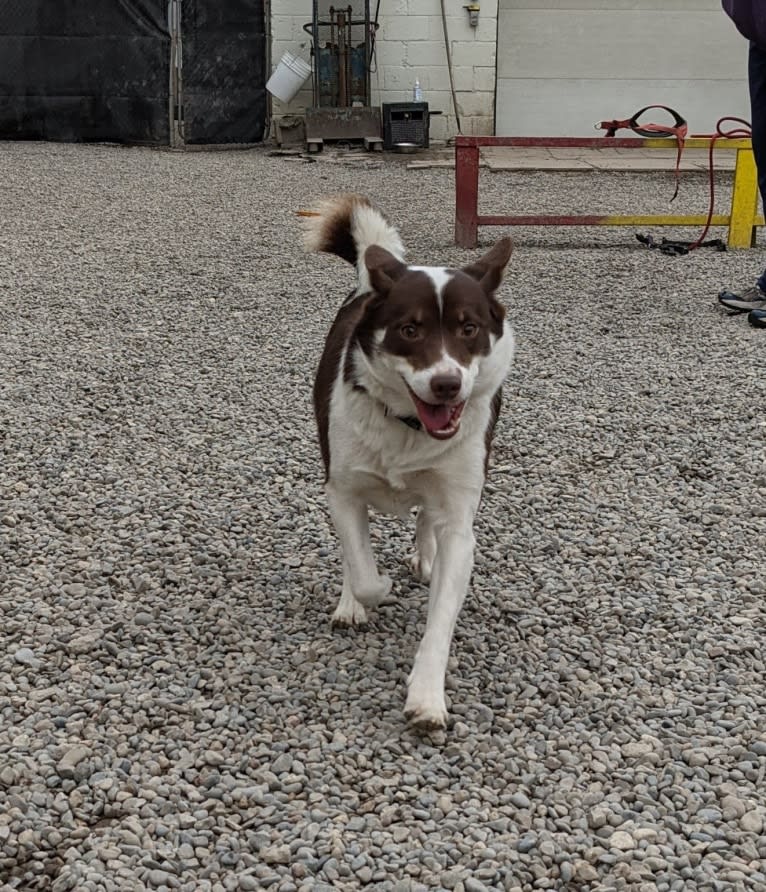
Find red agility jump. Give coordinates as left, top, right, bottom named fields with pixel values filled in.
left=454, top=135, right=763, bottom=249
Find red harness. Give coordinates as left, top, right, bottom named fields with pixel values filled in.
left=596, top=107, right=753, bottom=250
left=596, top=105, right=688, bottom=200
left=597, top=104, right=688, bottom=141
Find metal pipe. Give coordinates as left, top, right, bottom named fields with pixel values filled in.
left=337, top=9, right=347, bottom=106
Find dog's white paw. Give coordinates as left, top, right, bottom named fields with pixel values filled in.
left=332, top=598, right=369, bottom=627
left=404, top=676, right=447, bottom=731
left=354, top=574, right=392, bottom=607
left=407, top=552, right=432, bottom=584
left=404, top=699, right=448, bottom=732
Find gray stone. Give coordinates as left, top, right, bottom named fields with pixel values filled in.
left=740, top=811, right=764, bottom=834
left=609, top=831, right=635, bottom=851
left=261, top=845, right=290, bottom=865
left=56, top=746, right=91, bottom=779
left=14, top=647, right=39, bottom=666
left=573, top=861, right=599, bottom=882
left=697, top=808, right=723, bottom=824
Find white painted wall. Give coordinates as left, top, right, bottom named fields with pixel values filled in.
left=496, top=0, right=751, bottom=136
left=269, top=0, right=499, bottom=141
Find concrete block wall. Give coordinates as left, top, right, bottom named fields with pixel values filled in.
left=269, top=0, right=498, bottom=141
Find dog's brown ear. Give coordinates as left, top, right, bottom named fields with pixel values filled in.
left=461, top=237, right=513, bottom=295
left=365, top=245, right=407, bottom=296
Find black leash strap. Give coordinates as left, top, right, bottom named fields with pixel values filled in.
left=636, top=233, right=726, bottom=257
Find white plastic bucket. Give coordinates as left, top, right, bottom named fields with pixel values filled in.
left=266, top=52, right=312, bottom=103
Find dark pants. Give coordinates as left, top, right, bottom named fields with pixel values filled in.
left=749, top=43, right=766, bottom=285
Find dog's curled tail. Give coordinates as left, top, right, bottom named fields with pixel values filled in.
left=299, top=194, right=405, bottom=294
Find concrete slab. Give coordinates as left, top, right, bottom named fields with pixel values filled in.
left=477, top=146, right=736, bottom=172
left=397, top=143, right=739, bottom=172
left=406, top=159, right=457, bottom=169
left=484, top=157, right=594, bottom=171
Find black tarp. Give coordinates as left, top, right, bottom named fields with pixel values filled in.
left=181, top=0, right=266, bottom=144
left=0, top=0, right=267, bottom=144
left=0, top=1, right=171, bottom=143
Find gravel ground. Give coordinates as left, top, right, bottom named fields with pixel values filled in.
left=1, top=141, right=765, bottom=892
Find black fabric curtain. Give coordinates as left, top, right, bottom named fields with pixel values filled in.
left=0, top=0, right=171, bottom=143
left=181, top=0, right=267, bottom=144
left=0, top=0, right=267, bottom=145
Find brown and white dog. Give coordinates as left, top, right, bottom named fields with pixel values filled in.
left=305, top=195, right=514, bottom=730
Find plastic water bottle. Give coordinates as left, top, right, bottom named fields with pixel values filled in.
left=413, top=79, right=423, bottom=102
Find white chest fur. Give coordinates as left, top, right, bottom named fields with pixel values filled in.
left=328, top=380, right=490, bottom=513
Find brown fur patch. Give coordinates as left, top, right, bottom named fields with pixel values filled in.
left=484, top=388, right=503, bottom=473
left=313, top=292, right=375, bottom=478
left=359, top=269, right=501, bottom=372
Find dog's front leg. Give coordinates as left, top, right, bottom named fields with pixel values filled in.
left=326, top=482, right=392, bottom=625
left=408, top=507, right=437, bottom=583
left=405, top=508, right=476, bottom=730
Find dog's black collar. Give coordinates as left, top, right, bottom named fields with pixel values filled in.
left=352, top=384, right=423, bottom=431
left=384, top=406, right=423, bottom=431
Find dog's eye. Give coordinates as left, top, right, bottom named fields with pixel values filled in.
left=400, top=323, right=419, bottom=339
left=462, top=322, right=478, bottom=337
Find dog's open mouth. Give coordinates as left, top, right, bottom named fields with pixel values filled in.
left=408, top=390, right=465, bottom=439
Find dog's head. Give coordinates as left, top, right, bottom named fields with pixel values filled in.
left=352, top=239, right=513, bottom=440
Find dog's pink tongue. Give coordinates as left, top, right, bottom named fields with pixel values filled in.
left=414, top=399, right=452, bottom=433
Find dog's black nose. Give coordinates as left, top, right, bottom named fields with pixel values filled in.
left=430, top=373, right=462, bottom=402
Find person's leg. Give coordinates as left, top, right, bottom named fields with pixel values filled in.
left=748, top=43, right=766, bottom=289
left=719, top=42, right=766, bottom=312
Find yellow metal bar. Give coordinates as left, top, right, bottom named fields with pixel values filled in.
left=639, top=137, right=754, bottom=150
left=597, top=215, right=731, bottom=226
left=728, top=147, right=761, bottom=248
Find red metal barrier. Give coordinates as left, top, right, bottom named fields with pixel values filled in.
left=453, top=135, right=761, bottom=249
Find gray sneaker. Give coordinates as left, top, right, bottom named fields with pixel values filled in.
left=718, top=284, right=766, bottom=312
